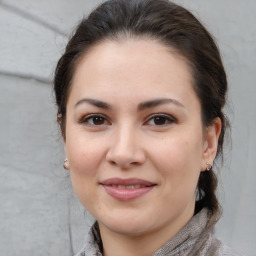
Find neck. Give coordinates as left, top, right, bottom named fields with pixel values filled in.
left=100, top=226, right=165, bottom=256
left=98, top=206, right=194, bottom=256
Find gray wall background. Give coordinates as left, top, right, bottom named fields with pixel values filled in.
left=0, top=0, right=255, bottom=255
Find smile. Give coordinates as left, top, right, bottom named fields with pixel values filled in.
left=100, top=178, right=156, bottom=201
left=112, top=184, right=147, bottom=189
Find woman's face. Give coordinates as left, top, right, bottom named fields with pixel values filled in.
left=65, top=39, right=219, bottom=238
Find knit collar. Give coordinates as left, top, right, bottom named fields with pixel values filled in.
left=78, top=208, right=213, bottom=256
left=153, top=208, right=212, bottom=255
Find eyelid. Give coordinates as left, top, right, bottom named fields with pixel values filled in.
left=78, top=113, right=111, bottom=126
left=144, top=113, right=176, bottom=126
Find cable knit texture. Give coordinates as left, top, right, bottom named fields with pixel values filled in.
left=75, top=208, right=241, bottom=256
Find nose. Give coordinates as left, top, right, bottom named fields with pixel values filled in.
left=106, top=124, right=146, bottom=169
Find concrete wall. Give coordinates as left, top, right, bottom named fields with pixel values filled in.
left=0, top=0, right=255, bottom=255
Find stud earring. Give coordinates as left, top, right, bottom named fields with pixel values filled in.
left=206, top=162, right=212, bottom=171
left=63, top=158, right=69, bottom=170
left=57, top=113, right=62, bottom=124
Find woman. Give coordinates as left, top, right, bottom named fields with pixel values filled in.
left=54, top=0, right=240, bottom=255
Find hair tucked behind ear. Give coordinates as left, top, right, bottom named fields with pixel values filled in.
left=53, top=0, right=229, bottom=220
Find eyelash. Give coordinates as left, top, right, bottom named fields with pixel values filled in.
left=79, top=113, right=176, bottom=128
left=144, top=113, right=176, bottom=126
left=79, top=114, right=110, bottom=127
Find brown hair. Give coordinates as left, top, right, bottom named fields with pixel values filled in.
left=54, top=0, right=228, bottom=218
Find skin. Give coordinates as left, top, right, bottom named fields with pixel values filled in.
left=64, top=39, right=221, bottom=256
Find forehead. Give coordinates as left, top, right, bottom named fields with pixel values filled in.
left=74, top=38, right=192, bottom=78
left=69, top=38, right=198, bottom=108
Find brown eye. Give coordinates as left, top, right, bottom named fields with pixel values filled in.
left=92, top=116, right=105, bottom=125
left=79, top=114, right=110, bottom=126
left=146, top=114, right=175, bottom=126
left=153, top=116, right=168, bottom=125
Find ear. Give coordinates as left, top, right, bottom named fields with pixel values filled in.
left=63, top=140, right=69, bottom=170
left=63, top=158, right=70, bottom=170
left=201, top=117, right=222, bottom=172
left=63, top=143, right=71, bottom=171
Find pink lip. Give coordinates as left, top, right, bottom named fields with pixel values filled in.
left=100, top=178, right=156, bottom=201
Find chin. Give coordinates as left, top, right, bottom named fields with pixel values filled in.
left=98, top=211, right=157, bottom=237
left=106, top=222, right=149, bottom=236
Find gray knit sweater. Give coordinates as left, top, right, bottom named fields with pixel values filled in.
left=75, top=208, right=241, bottom=256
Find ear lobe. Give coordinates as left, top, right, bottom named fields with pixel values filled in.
left=201, top=117, right=222, bottom=171
left=63, top=158, right=70, bottom=170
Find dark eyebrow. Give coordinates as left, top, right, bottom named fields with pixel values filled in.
left=138, top=98, right=185, bottom=111
left=75, top=98, right=111, bottom=109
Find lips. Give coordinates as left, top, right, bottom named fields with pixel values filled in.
left=112, top=184, right=146, bottom=189
left=100, top=178, right=156, bottom=201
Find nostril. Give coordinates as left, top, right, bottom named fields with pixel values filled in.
left=109, top=160, right=117, bottom=166
left=108, top=159, right=139, bottom=169
left=106, top=143, right=146, bottom=168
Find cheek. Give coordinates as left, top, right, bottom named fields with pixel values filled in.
left=151, top=136, right=203, bottom=171
left=66, top=132, right=103, bottom=173
left=153, top=139, right=202, bottom=207
left=66, top=135, right=102, bottom=207
left=149, top=134, right=203, bottom=200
